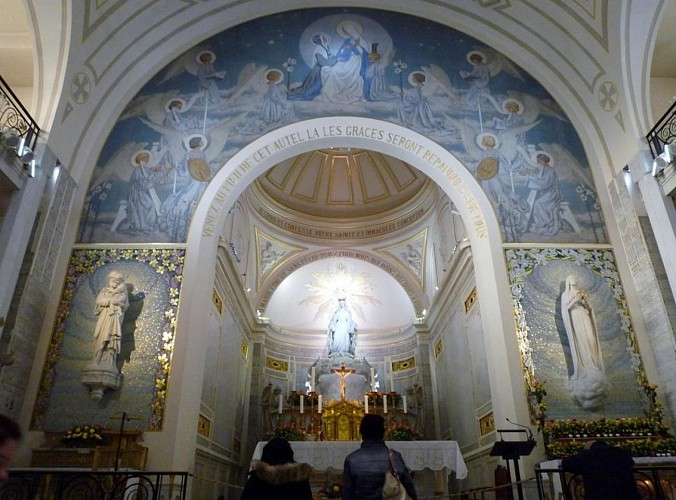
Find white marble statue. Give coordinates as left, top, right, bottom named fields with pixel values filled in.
left=327, top=297, right=357, bottom=356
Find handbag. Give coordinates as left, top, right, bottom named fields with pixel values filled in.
left=382, top=449, right=413, bottom=500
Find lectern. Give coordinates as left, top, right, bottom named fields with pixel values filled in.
left=490, top=429, right=535, bottom=500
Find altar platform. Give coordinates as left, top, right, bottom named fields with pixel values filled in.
left=252, top=440, right=468, bottom=479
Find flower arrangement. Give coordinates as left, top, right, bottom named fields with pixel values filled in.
left=543, top=418, right=676, bottom=459
left=273, top=425, right=305, bottom=441
left=528, top=377, right=676, bottom=459
left=314, top=480, right=342, bottom=499
left=60, top=424, right=106, bottom=447
left=545, top=418, right=670, bottom=440
left=386, top=423, right=420, bottom=441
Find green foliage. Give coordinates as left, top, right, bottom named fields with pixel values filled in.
left=273, top=426, right=306, bottom=441
left=386, top=423, right=421, bottom=441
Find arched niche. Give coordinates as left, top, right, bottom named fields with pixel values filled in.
left=157, top=117, right=528, bottom=470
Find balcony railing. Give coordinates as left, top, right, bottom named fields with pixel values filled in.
left=0, top=469, right=189, bottom=499
left=0, top=75, right=39, bottom=153
left=535, top=462, right=676, bottom=499
left=646, top=101, right=676, bottom=159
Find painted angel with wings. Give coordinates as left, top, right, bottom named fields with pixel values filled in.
left=459, top=47, right=525, bottom=111
left=492, top=90, right=568, bottom=129
left=447, top=115, right=539, bottom=240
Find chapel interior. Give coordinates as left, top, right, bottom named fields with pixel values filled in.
left=0, top=1, right=675, bottom=499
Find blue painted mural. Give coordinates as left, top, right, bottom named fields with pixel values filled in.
left=78, top=8, right=606, bottom=244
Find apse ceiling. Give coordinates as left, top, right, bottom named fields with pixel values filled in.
left=255, top=149, right=430, bottom=219
left=246, top=148, right=438, bottom=333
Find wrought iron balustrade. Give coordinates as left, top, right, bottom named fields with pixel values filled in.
left=0, top=469, right=189, bottom=500
left=0, top=75, right=39, bottom=153
left=646, top=101, right=676, bottom=159
left=536, top=462, right=676, bottom=499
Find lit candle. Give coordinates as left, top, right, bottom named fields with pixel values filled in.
left=300, top=395, right=304, bottom=414
left=370, top=367, right=375, bottom=390
left=364, top=395, right=369, bottom=414
left=278, top=393, right=283, bottom=414
left=318, top=395, right=322, bottom=413
left=311, top=367, right=316, bottom=392
left=403, top=395, right=407, bottom=414
left=383, top=394, right=388, bottom=414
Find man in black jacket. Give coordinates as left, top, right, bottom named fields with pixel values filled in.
left=561, top=440, right=640, bottom=500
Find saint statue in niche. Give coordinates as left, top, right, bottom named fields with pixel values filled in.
left=92, top=271, right=129, bottom=367
left=82, top=270, right=130, bottom=400
left=327, top=297, right=357, bottom=357
left=560, top=275, right=608, bottom=410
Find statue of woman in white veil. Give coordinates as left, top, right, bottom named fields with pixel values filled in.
left=560, top=275, right=608, bottom=410
left=327, top=297, right=357, bottom=356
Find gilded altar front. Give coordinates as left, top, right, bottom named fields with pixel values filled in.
left=322, top=400, right=364, bottom=441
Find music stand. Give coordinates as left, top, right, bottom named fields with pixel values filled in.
left=490, top=429, right=536, bottom=500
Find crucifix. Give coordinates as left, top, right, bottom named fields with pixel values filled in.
left=331, top=363, right=355, bottom=401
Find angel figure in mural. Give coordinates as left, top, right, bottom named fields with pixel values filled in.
left=159, top=134, right=212, bottom=241
left=492, top=98, right=526, bottom=130
left=195, top=50, right=226, bottom=105
left=398, top=71, right=441, bottom=133
left=316, top=20, right=369, bottom=104
left=163, top=96, right=201, bottom=132
left=327, top=297, right=357, bottom=357
left=260, top=70, right=295, bottom=125
left=260, top=241, right=285, bottom=275
left=528, top=142, right=598, bottom=236
left=235, top=69, right=295, bottom=134
left=126, top=147, right=169, bottom=233
left=400, top=243, right=423, bottom=276
left=493, top=91, right=568, bottom=129
left=560, top=275, right=608, bottom=410
left=459, top=50, right=496, bottom=110
left=446, top=114, right=539, bottom=241
left=92, top=271, right=129, bottom=368
left=458, top=48, right=525, bottom=111
left=522, top=152, right=565, bottom=236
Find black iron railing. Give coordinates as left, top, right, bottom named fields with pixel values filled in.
left=1, top=469, right=189, bottom=499
left=646, top=101, right=676, bottom=159
left=535, top=463, right=676, bottom=499
left=0, top=75, right=39, bottom=153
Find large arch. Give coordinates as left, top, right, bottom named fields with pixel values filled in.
left=153, top=117, right=527, bottom=470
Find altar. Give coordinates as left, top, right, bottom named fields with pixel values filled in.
left=252, top=440, right=468, bottom=479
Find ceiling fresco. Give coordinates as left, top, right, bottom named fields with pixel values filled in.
left=77, top=7, right=606, bottom=245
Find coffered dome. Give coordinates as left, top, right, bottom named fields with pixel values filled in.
left=254, top=148, right=431, bottom=220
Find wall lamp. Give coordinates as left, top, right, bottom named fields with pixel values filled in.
left=652, top=143, right=674, bottom=177
left=1, top=128, right=36, bottom=177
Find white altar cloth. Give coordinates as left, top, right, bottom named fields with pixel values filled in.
left=252, top=440, right=468, bottom=479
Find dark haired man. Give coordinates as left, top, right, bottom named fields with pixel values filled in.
left=343, top=414, right=417, bottom=499
left=0, top=414, right=22, bottom=481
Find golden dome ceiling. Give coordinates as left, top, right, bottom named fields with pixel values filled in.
left=254, top=148, right=431, bottom=220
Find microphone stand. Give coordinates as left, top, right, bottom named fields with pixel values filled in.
left=490, top=419, right=536, bottom=500
left=109, top=412, right=141, bottom=471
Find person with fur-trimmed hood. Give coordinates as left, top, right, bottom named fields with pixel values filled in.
left=241, top=437, right=313, bottom=500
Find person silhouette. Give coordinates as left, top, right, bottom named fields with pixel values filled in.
left=562, top=440, right=640, bottom=500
